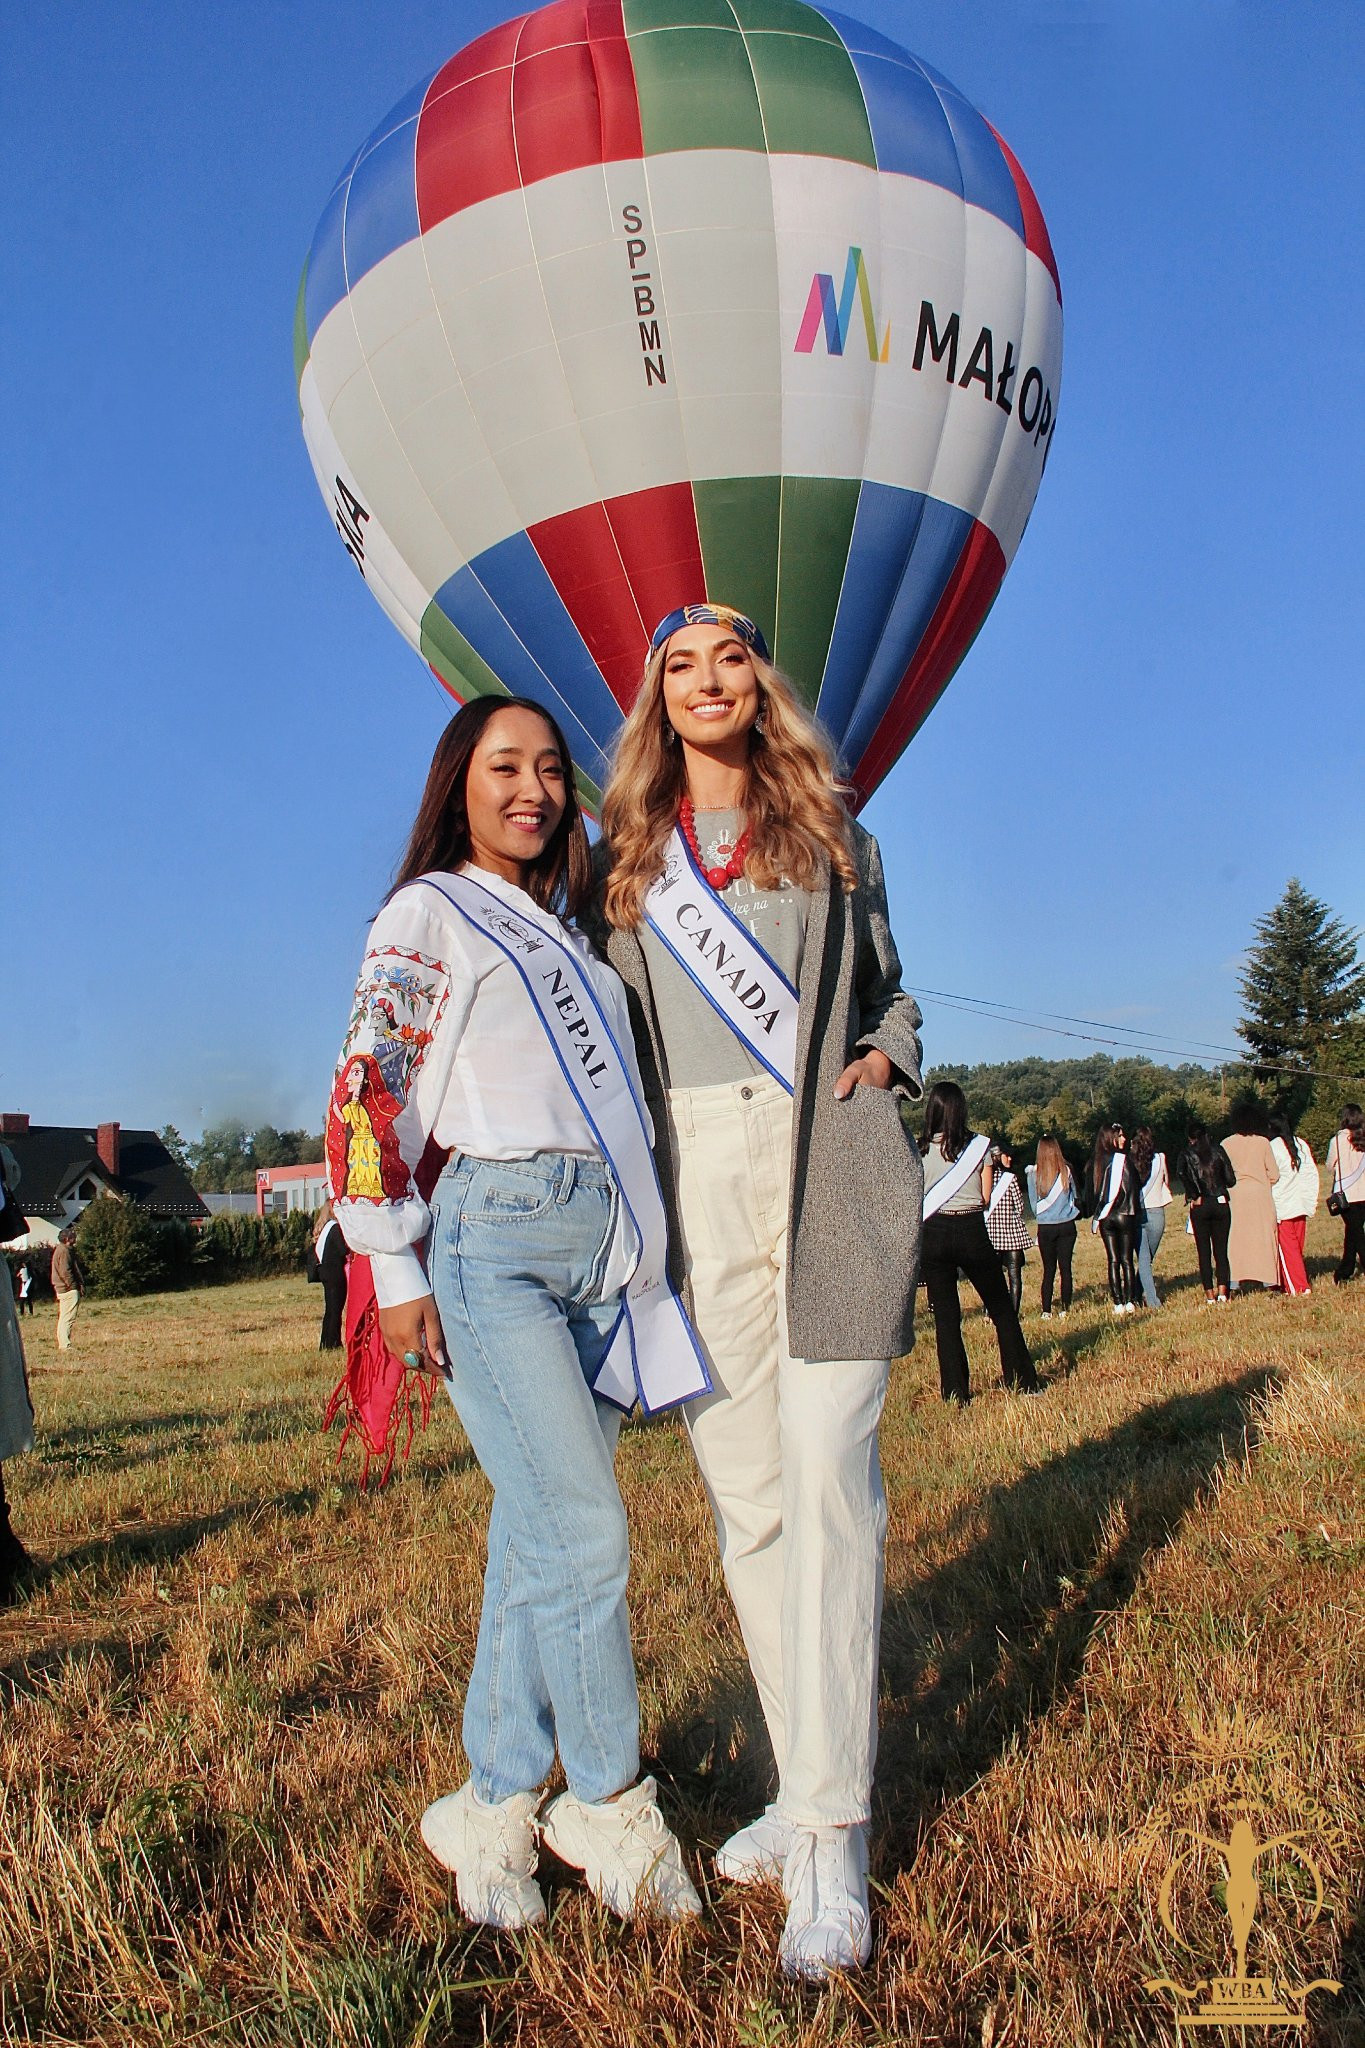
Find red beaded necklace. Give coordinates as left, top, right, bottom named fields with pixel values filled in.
left=679, top=794, right=751, bottom=891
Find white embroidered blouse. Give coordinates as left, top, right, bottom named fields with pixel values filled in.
left=327, top=867, right=646, bottom=1310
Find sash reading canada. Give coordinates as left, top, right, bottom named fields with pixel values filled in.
left=425, top=872, right=712, bottom=1415
left=643, top=828, right=800, bottom=1091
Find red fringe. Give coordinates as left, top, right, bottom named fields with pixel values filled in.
left=323, top=1140, right=448, bottom=1489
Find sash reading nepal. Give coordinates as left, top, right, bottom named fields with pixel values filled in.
left=424, top=872, right=712, bottom=1416
left=921, top=1132, right=991, bottom=1221
left=642, top=827, right=800, bottom=1092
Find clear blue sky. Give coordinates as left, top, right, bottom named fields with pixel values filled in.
left=5, top=2, right=1363, bottom=1138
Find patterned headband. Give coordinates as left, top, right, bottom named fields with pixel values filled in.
left=649, top=603, right=770, bottom=662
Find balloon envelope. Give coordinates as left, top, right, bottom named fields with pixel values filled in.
left=297, top=0, right=1062, bottom=808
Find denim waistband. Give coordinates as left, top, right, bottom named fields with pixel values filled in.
left=438, top=1149, right=612, bottom=1198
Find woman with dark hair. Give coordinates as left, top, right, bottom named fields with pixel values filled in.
left=311, top=1200, right=349, bottom=1350
left=1089, top=1125, right=1142, bottom=1314
left=1177, top=1124, right=1237, bottom=1304
left=1025, top=1135, right=1080, bottom=1317
left=1326, top=1104, right=1365, bottom=1284
left=1268, top=1116, right=1318, bottom=1296
left=985, top=1144, right=1031, bottom=1311
left=1222, top=1099, right=1279, bottom=1291
left=326, top=696, right=702, bottom=1933
left=1130, top=1126, right=1172, bottom=1309
left=587, top=603, right=925, bottom=1981
left=920, top=1084, right=1040, bottom=1402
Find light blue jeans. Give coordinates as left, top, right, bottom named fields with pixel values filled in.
left=1137, top=1206, right=1167, bottom=1308
left=427, top=1150, right=639, bottom=1806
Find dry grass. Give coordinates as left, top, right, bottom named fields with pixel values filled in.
left=2, top=1221, right=1362, bottom=2045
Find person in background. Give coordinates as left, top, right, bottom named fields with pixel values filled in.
left=1089, top=1125, right=1141, bottom=1314
left=1178, top=1125, right=1236, bottom=1305
left=1221, top=1100, right=1279, bottom=1292
left=1130, top=1126, right=1172, bottom=1310
left=50, top=1227, right=83, bottom=1351
left=920, top=1084, right=1041, bottom=1403
left=984, top=1144, right=1030, bottom=1312
left=0, top=1144, right=36, bottom=1602
left=1325, top=1103, right=1365, bottom=1285
left=1025, top=1135, right=1080, bottom=1319
left=15, top=1263, right=34, bottom=1317
left=312, top=1200, right=348, bottom=1351
left=1268, top=1116, right=1319, bottom=1296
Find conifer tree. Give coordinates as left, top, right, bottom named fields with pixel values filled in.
left=1238, top=879, right=1365, bottom=1097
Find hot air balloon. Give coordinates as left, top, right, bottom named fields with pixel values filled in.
left=296, top=0, right=1061, bottom=810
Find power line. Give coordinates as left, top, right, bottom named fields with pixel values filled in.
left=915, top=988, right=1365, bottom=1085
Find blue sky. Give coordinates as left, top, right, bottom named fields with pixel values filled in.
left=4, top=1, right=1363, bottom=1138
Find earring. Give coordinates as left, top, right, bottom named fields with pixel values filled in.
left=663, top=721, right=677, bottom=747
left=753, top=710, right=767, bottom=737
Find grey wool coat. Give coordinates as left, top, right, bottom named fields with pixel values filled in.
left=583, top=825, right=926, bottom=1363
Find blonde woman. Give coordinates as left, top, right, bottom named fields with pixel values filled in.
left=584, top=603, right=924, bottom=1982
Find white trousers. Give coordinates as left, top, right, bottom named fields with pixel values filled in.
left=667, top=1075, right=889, bottom=1827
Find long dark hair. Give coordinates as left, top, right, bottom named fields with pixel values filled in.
left=1268, top=1116, right=1300, bottom=1171
left=391, top=697, right=591, bottom=917
left=1091, top=1123, right=1122, bottom=1195
left=1342, top=1104, right=1365, bottom=1150
left=1228, top=1095, right=1268, bottom=1138
left=920, top=1081, right=970, bottom=1163
left=1129, top=1126, right=1156, bottom=1183
left=1184, top=1123, right=1219, bottom=1196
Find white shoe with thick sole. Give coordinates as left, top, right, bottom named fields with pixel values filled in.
left=541, top=1775, right=702, bottom=1920
left=715, top=1804, right=796, bottom=1884
left=779, top=1824, right=873, bottom=1982
left=419, top=1782, right=545, bottom=1930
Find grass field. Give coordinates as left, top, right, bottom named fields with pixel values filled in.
left=2, top=1221, right=1362, bottom=2047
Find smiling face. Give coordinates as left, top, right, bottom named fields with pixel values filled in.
left=462, top=704, right=568, bottom=887
left=660, top=624, right=762, bottom=765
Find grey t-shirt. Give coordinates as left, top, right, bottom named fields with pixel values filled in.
left=641, top=809, right=810, bottom=1089
left=922, top=1136, right=986, bottom=1215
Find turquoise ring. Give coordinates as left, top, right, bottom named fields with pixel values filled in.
left=402, top=1349, right=422, bottom=1369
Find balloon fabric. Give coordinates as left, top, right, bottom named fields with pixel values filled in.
left=297, top=0, right=1062, bottom=810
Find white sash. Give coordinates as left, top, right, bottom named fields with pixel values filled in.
left=642, top=827, right=799, bottom=1092
left=426, top=872, right=711, bottom=1417
left=1034, top=1170, right=1071, bottom=1220
left=922, top=1133, right=991, bottom=1220
left=1096, top=1151, right=1125, bottom=1220
left=1334, top=1144, right=1365, bottom=1199
left=986, top=1168, right=1010, bottom=1218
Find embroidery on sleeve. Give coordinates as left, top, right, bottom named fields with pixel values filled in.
left=329, top=946, right=451, bottom=1206
left=327, top=1055, right=408, bottom=1203
left=340, top=946, right=449, bottom=1101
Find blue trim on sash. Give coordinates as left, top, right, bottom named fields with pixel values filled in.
left=423, top=872, right=711, bottom=1415
left=645, top=831, right=799, bottom=1096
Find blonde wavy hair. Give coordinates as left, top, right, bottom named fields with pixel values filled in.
left=601, top=637, right=857, bottom=929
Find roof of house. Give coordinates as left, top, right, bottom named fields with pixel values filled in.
left=2, top=1126, right=209, bottom=1220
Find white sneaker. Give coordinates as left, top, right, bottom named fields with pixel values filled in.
left=715, top=1804, right=796, bottom=1884
left=419, top=1783, right=545, bottom=1930
left=779, top=1825, right=873, bottom=1982
left=1040, top=1311, right=1052, bottom=1321
left=542, top=1775, right=702, bottom=1920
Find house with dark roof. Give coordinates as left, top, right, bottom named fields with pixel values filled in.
left=0, top=1112, right=208, bottom=1247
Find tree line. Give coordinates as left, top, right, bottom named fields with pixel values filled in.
left=158, top=1121, right=325, bottom=1193
left=912, top=879, right=1364, bottom=1168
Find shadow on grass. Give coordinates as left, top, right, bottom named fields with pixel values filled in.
left=28, top=1488, right=322, bottom=1594
left=0, top=1626, right=171, bottom=1706
left=872, top=1368, right=1276, bottom=1856
left=37, top=1403, right=324, bottom=1475
left=655, top=1369, right=1277, bottom=1870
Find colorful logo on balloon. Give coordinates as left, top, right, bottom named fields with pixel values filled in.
left=795, top=248, right=891, bottom=362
